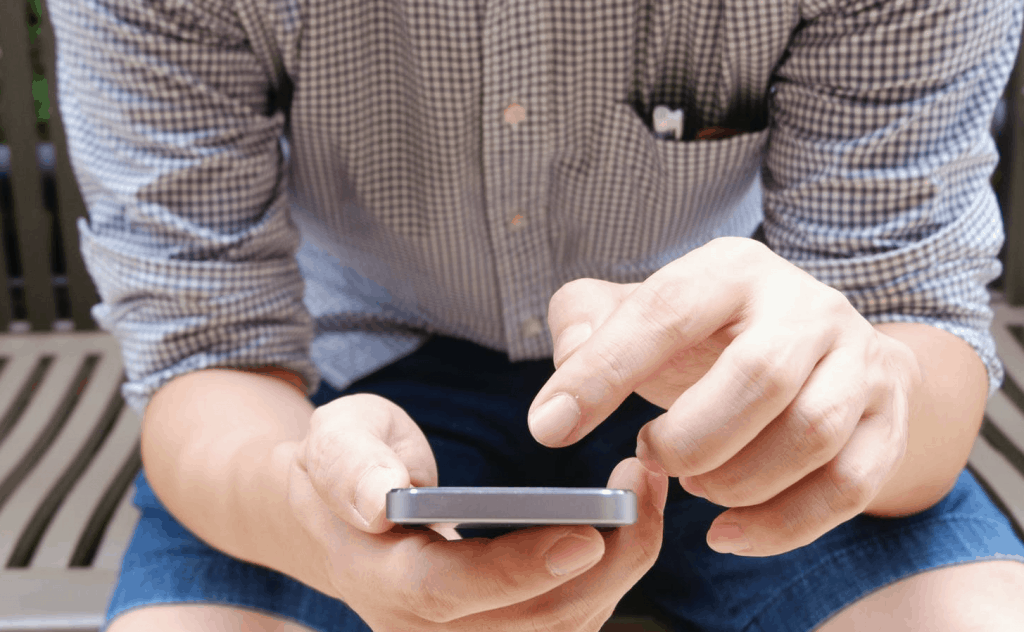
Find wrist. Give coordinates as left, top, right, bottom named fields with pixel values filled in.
left=229, top=437, right=337, bottom=596
left=142, top=368, right=334, bottom=592
left=863, top=323, right=985, bottom=517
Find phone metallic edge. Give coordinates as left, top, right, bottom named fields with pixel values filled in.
left=386, top=487, right=637, bottom=529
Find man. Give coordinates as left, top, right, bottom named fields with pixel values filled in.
left=50, top=0, right=1024, bottom=630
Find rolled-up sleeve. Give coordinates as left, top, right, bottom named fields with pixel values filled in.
left=50, top=0, right=320, bottom=417
left=763, top=0, right=1022, bottom=398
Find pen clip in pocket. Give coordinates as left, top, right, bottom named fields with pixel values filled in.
left=652, top=105, right=684, bottom=141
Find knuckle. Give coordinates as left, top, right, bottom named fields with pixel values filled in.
left=631, top=281, right=692, bottom=337
left=711, top=234, right=752, bottom=252
left=825, top=459, right=874, bottom=513
left=309, top=429, right=347, bottom=488
left=710, top=471, right=759, bottom=506
left=306, top=406, right=337, bottom=447
left=347, top=391, right=395, bottom=413
left=545, top=598, right=597, bottom=632
left=300, top=425, right=329, bottom=484
left=308, top=405, right=326, bottom=431
left=588, top=605, right=618, bottom=632
left=656, top=426, right=704, bottom=473
left=732, top=345, right=793, bottom=402
left=711, top=235, right=765, bottom=270
left=880, top=407, right=909, bottom=475
left=791, top=398, right=847, bottom=460
left=406, top=565, right=458, bottom=623
left=477, top=557, right=524, bottom=605
left=552, top=277, right=591, bottom=298
left=601, top=604, right=618, bottom=625
left=824, top=285, right=852, bottom=316
left=865, top=327, right=885, bottom=364
left=590, top=338, right=635, bottom=390
left=890, top=411, right=909, bottom=460
left=284, top=460, right=320, bottom=535
left=550, top=278, right=600, bottom=312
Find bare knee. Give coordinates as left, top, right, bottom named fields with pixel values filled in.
left=816, top=559, right=1024, bottom=632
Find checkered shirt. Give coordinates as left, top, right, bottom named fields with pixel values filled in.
left=49, top=0, right=1022, bottom=416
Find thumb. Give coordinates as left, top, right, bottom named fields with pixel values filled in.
left=300, top=393, right=440, bottom=534
left=607, top=456, right=669, bottom=525
left=600, top=457, right=669, bottom=576
left=543, top=457, right=669, bottom=614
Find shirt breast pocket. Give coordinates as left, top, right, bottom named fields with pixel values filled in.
left=555, top=101, right=769, bottom=265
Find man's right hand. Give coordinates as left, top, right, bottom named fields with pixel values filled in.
left=285, top=392, right=669, bottom=632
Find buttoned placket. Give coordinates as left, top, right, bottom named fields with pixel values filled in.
left=482, top=1, right=558, bottom=355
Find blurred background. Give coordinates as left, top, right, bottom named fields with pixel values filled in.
left=0, top=1, right=1022, bottom=631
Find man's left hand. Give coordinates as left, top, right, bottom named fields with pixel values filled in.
left=528, top=237, right=922, bottom=556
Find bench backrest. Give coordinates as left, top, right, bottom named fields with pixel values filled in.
left=0, top=0, right=98, bottom=333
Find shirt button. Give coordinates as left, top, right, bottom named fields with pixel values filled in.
left=521, top=317, right=544, bottom=339
left=504, top=103, right=527, bottom=126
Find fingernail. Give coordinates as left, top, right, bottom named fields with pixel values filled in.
left=635, top=438, right=667, bottom=475
left=355, top=466, right=396, bottom=526
left=708, top=522, right=750, bottom=554
left=553, top=322, right=592, bottom=366
left=546, top=534, right=601, bottom=575
left=529, top=393, right=580, bottom=445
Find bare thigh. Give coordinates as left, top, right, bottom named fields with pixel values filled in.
left=106, top=603, right=319, bottom=632
left=815, top=559, right=1024, bottom=632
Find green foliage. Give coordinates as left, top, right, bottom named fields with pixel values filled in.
left=28, top=0, right=50, bottom=123
left=0, top=0, right=48, bottom=144
left=28, top=0, right=41, bottom=44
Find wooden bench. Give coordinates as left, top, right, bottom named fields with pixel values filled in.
left=0, top=1, right=1021, bottom=631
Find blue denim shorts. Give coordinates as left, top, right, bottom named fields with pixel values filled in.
left=105, top=334, right=1024, bottom=632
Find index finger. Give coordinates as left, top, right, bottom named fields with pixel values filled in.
left=528, top=242, right=748, bottom=447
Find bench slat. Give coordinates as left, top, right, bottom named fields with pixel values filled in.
left=34, top=377, right=139, bottom=569
left=92, top=483, right=140, bottom=572
left=2, top=354, right=111, bottom=567
left=0, top=350, right=85, bottom=526
left=991, top=301, right=1024, bottom=384
left=0, top=354, right=46, bottom=448
left=984, top=390, right=1024, bottom=465
left=0, top=568, right=115, bottom=630
left=969, top=436, right=1024, bottom=529
left=0, top=333, right=131, bottom=567
left=68, top=443, right=142, bottom=570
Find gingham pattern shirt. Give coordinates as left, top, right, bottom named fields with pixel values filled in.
left=51, top=0, right=1020, bottom=418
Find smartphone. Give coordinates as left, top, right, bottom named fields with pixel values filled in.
left=386, top=486, right=637, bottom=530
